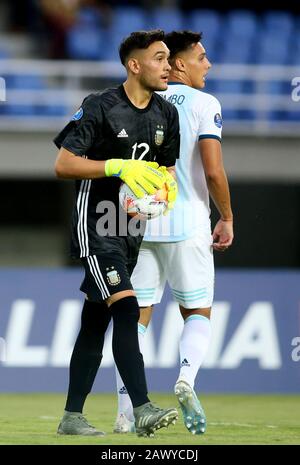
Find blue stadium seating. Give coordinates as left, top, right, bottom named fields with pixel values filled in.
left=5, top=102, right=36, bottom=116
left=112, top=6, right=146, bottom=32
left=226, top=10, right=257, bottom=39
left=213, top=80, right=243, bottom=120
left=147, top=8, right=183, bottom=32
left=220, top=35, right=254, bottom=64
left=76, top=6, right=103, bottom=27
left=66, top=26, right=104, bottom=60
left=291, top=32, right=300, bottom=65
left=106, top=7, right=147, bottom=61
left=5, top=74, right=66, bottom=117
left=9, top=74, right=45, bottom=90
left=1, top=8, right=299, bottom=125
left=286, top=109, right=300, bottom=122
left=65, top=5, right=108, bottom=60
left=6, top=74, right=45, bottom=115
left=263, top=11, right=294, bottom=36
left=186, top=10, right=222, bottom=41
left=257, top=33, right=290, bottom=65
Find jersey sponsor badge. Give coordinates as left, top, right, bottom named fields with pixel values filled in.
left=106, top=267, right=121, bottom=286
left=71, top=107, right=83, bottom=121
left=214, top=113, right=222, bottom=128
left=155, top=125, right=164, bottom=146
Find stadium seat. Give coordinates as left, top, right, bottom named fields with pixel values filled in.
left=38, top=104, right=66, bottom=117
left=5, top=102, right=36, bottom=116
left=214, top=80, right=244, bottom=94
left=66, top=26, right=104, bottom=60
left=290, top=32, right=300, bottom=65
left=285, top=109, right=300, bottom=122
left=257, top=33, right=290, bottom=65
left=263, top=11, right=294, bottom=36
left=220, top=35, right=254, bottom=64
left=5, top=74, right=67, bottom=117
left=106, top=7, right=147, bottom=61
left=226, top=10, right=257, bottom=39
left=9, top=74, right=46, bottom=90
left=213, top=80, right=243, bottom=120
left=147, top=8, right=183, bottom=31
left=112, top=6, right=146, bottom=31
left=76, top=6, right=103, bottom=27
left=7, top=74, right=46, bottom=115
left=186, top=10, right=222, bottom=41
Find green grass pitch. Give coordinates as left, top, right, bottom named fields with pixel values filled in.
left=0, top=393, right=299, bottom=445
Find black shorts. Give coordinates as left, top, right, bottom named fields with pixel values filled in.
left=80, top=254, right=137, bottom=302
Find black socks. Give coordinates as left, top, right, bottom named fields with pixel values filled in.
left=65, top=295, right=149, bottom=412
left=65, top=299, right=111, bottom=412
left=110, top=296, right=149, bottom=408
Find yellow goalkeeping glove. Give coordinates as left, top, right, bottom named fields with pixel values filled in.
left=158, top=166, right=178, bottom=212
left=105, top=159, right=165, bottom=198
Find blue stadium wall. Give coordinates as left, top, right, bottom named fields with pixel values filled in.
left=0, top=269, right=299, bottom=393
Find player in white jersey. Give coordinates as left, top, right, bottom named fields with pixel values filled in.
left=114, top=31, right=234, bottom=435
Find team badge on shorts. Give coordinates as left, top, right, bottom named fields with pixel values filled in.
left=155, top=125, right=164, bottom=145
left=106, top=267, right=121, bottom=286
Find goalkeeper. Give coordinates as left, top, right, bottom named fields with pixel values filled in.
left=53, top=30, right=179, bottom=438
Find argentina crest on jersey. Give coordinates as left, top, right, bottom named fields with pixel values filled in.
left=155, top=125, right=164, bottom=145
left=106, top=267, right=121, bottom=286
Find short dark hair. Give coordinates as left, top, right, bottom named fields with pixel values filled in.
left=164, top=30, right=203, bottom=60
left=119, top=29, right=165, bottom=66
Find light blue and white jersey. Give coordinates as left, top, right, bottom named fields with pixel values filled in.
left=144, top=82, right=222, bottom=242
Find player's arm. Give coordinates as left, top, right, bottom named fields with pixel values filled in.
left=166, top=166, right=176, bottom=179
left=55, top=147, right=106, bottom=179
left=200, top=138, right=234, bottom=251
left=55, top=147, right=165, bottom=198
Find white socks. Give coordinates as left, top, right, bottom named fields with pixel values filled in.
left=115, top=315, right=212, bottom=419
left=115, top=323, right=146, bottom=421
left=178, top=315, right=212, bottom=389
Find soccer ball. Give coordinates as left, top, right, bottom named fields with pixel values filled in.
left=119, top=182, right=168, bottom=220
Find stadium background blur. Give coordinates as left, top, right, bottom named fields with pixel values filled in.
left=0, top=0, right=299, bottom=444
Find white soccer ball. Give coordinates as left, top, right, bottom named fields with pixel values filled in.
left=119, top=182, right=168, bottom=220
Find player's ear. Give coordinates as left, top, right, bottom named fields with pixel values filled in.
left=127, top=58, right=140, bottom=75
left=175, top=56, right=185, bottom=72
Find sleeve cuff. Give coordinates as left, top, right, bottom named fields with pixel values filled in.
left=61, top=143, right=86, bottom=157
left=198, top=134, right=221, bottom=142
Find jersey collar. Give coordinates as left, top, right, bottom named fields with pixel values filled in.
left=119, top=85, right=154, bottom=113
left=167, top=82, right=186, bottom=86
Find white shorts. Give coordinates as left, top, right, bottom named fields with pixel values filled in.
left=131, top=231, right=214, bottom=309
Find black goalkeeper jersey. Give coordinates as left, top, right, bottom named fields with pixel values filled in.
left=54, top=85, right=180, bottom=259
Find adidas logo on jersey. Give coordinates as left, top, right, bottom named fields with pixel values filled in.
left=119, top=386, right=128, bottom=394
left=180, top=358, right=190, bottom=367
left=117, top=128, right=128, bottom=138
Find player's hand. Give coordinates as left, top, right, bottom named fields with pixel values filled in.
left=212, top=219, right=234, bottom=252
left=158, top=166, right=178, bottom=212
left=105, top=159, right=165, bottom=198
